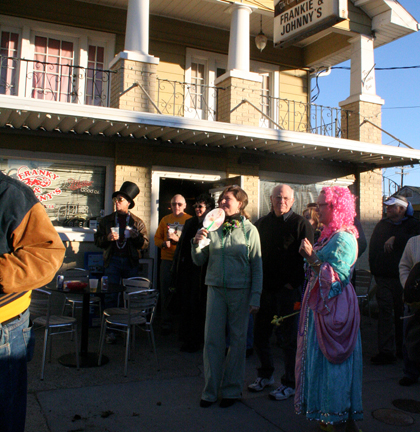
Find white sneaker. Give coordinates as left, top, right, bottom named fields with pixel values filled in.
left=269, top=385, right=295, bottom=401
left=248, top=376, right=275, bottom=392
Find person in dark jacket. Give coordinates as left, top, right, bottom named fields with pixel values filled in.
left=172, top=193, right=215, bottom=352
left=248, top=184, right=313, bottom=400
left=94, top=181, right=149, bottom=343
left=369, top=195, right=420, bottom=365
left=0, top=171, right=65, bottom=432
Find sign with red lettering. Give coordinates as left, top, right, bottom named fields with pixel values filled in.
left=17, top=165, right=62, bottom=203
left=274, top=0, right=347, bottom=48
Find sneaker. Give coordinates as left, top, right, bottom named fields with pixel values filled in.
left=269, top=384, right=295, bottom=401
left=248, top=376, right=275, bottom=392
left=105, top=332, right=117, bottom=344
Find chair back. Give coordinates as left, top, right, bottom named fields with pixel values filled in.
left=125, top=289, right=159, bottom=325
left=29, top=289, right=52, bottom=325
left=123, top=277, right=152, bottom=292
left=354, top=269, right=373, bottom=298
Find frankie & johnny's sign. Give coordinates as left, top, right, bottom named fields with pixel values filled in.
left=274, top=0, right=348, bottom=48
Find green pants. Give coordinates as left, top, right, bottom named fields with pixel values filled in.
left=202, top=286, right=251, bottom=402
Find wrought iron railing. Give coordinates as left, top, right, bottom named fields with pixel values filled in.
left=0, top=55, right=113, bottom=106
left=156, top=78, right=220, bottom=121
left=264, top=95, right=349, bottom=138
left=0, top=55, right=349, bottom=138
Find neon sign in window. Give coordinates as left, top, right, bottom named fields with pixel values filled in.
left=2, top=160, right=105, bottom=227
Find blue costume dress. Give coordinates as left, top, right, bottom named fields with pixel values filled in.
left=295, top=231, right=363, bottom=425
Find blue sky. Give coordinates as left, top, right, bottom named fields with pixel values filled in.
left=313, top=0, right=420, bottom=195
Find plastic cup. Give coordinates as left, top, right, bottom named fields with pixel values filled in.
left=89, top=278, right=99, bottom=292
left=111, top=227, right=119, bottom=239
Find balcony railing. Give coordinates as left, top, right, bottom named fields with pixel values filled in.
left=0, top=55, right=113, bottom=106
left=265, top=95, right=348, bottom=138
left=156, top=78, right=219, bottom=121
left=0, top=55, right=349, bottom=139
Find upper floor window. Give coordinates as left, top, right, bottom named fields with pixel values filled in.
left=0, top=31, right=19, bottom=95
left=185, top=48, right=279, bottom=125
left=0, top=16, right=115, bottom=106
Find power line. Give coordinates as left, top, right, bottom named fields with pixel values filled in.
left=332, top=65, right=420, bottom=70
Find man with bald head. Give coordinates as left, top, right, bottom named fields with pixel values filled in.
left=248, top=184, right=313, bottom=400
left=155, top=194, right=191, bottom=335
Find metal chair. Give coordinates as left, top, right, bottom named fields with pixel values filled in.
left=354, top=269, right=373, bottom=323
left=98, top=277, right=152, bottom=345
left=98, top=288, right=159, bottom=376
left=30, top=288, right=80, bottom=380
left=61, top=267, right=102, bottom=321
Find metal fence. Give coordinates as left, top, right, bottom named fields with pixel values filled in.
left=0, top=55, right=112, bottom=106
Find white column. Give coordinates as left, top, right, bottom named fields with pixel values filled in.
left=227, top=4, right=253, bottom=72
left=340, top=34, right=383, bottom=105
left=110, top=0, right=158, bottom=67
left=125, top=0, right=150, bottom=55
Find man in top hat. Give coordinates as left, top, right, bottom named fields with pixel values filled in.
left=369, top=195, right=420, bottom=364
left=95, top=181, right=149, bottom=341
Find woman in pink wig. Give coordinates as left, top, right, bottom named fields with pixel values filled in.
left=296, top=186, right=362, bottom=432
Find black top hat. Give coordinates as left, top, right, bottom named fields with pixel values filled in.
left=112, top=181, right=140, bottom=209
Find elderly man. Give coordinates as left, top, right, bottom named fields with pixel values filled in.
left=369, top=195, right=420, bottom=365
left=248, top=184, right=313, bottom=400
left=154, top=194, right=191, bottom=335
left=0, top=171, right=65, bottom=432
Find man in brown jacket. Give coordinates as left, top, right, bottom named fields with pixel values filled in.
left=0, top=171, right=65, bottom=432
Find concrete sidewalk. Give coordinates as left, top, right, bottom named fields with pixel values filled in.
left=26, top=313, right=420, bottom=432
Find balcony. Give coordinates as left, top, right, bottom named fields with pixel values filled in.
left=0, top=55, right=112, bottom=106
left=0, top=55, right=348, bottom=139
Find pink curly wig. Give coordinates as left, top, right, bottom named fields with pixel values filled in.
left=319, top=186, right=359, bottom=241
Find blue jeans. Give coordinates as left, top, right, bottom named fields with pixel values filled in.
left=104, top=256, right=139, bottom=308
left=0, top=309, right=35, bottom=432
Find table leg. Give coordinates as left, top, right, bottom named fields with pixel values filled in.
left=58, top=292, right=109, bottom=368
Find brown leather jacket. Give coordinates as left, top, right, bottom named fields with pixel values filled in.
left=94, top=211, right=149, bottom=268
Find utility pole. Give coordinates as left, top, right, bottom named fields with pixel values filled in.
left=395, top=167, right=408, bottom=188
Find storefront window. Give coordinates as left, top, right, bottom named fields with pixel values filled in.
left=2, top=159, right=105, bottom=227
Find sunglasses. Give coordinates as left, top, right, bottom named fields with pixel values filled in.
left=193, top=204, right=206, bottom=209
left=171, top=203, right=184, bottom=207
left=114, top=196, right=127, bottom=203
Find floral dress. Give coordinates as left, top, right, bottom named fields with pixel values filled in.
left=294, top=231, right=363, bottom=425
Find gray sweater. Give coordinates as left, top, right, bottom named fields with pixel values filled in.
left=191, top=218, right=263, bottom=307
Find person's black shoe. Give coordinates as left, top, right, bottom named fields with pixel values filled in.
left=220, top=398, right=237, bottom=408
left=371, top=352, right=397, bottom=365
left=399, top=376, right=418, bottom=386
left=246, top=348, right=254, bottom=358
left=200, top=399, right=214, bottom=408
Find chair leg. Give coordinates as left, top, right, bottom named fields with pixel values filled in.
left=149, top=326, right=159, bottom=370
left=98, top=313, right=106, bottom=357
left=74, top=324, right=80, bottom=370
left=40, top=328, right=49, bottom=381
left=98, top=320, right=107, bottom=366
left=124, top=327, right=131, bottom=377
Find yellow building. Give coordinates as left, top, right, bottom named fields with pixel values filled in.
left=0, top=0, right=419, bottom=275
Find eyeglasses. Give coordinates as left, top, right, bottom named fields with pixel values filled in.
left=114, top=196, right=126, bottom=203
left=193, top=204, right=206, bottom=209
left=171, top=203, right=184, bottom=207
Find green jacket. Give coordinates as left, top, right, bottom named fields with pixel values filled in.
left=191, top=218, right=262, bottom=307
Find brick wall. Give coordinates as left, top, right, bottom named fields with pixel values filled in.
left=341, top=100, right=383, bottom=269
left=110, top=58, right=158, bottom=113
left=217, top=76, right=262, bottom=127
